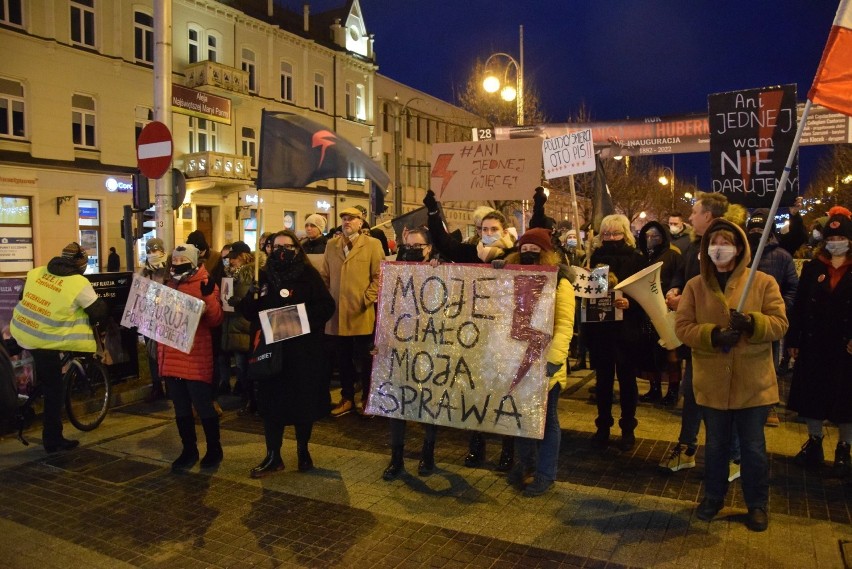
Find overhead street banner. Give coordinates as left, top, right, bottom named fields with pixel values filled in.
left=494, top=103, right=851, bottom=156
left=429, top=138, right=542, bottom=201
left=708, top=84, right=798, bottom=208
left=366, top=262, right=557, bottom=439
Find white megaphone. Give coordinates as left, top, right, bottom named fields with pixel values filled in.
left=614, top=261, right=682, bottom=350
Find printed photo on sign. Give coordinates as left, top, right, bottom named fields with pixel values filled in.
left=366, top=262, right=557, bottom=439
left=581, top=291, right=624, bottom=323
left=221, top=277, right=234, bottom=312
left=259, top=304, right=310, bottom=344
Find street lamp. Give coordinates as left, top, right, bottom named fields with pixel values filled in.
left=658, top=166, right=675, bottom=209
left=482, top=25, right=524, bottom=126
left=393, top=96, right=422, bottom=218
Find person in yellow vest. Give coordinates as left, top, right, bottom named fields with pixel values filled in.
left=10, top=242, right=109, bottom=453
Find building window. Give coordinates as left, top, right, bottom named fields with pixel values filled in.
left=70, top=0, right=96, bottom=48
left=382, top=103, right=389, bottom=132
left=134, top=106, right=153, bottom=141
left=355, top=84, right=366, bottom=121
left=345, top=82, right=353, bottom=118
left=0, top=78, right=26, bottom=139
left=405, top=111, right=412, bottom=139
left=207, top=31, right=219, bottom=62
left=241, top=48, right=256, bottom=93
left=134, top=11, right=154, bottom=64
left=78, top=199, right=101, bottom=272
left=314, top=73, right=325, bottom=110
left=189, top=116, right=217, bottom=153
left=280, top=61, right=293, bottom=102
left=347, top=160, right=364, bottom=183
left=188, top=25, right=219, bottom=63
left=383, top=152, right=390, bottom=174
left=426, top=119, right=432, bottom=144
left=416, top=117, right=423, bottom=142
left=1, top=0, right=24, bottom=27
left=241, top=126, right=256, bottom=168
left=188, top=25, right=200, bottom=63
left=72, top=93, right=96, bottom=148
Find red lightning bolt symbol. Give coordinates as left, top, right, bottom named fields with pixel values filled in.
left=312, top=130, right=337, bottom=167
left=431, top=154, right=457, bottom=199
left=508, top=274, right=552, bottom=393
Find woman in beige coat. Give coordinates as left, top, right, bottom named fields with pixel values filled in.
left=675, top=218, right=787, bottom=532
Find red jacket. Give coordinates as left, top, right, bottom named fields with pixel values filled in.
left=158, top=265, right=223, bottom=382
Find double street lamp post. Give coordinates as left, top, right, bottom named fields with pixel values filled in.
left=482, top=25, right=524, bottom=127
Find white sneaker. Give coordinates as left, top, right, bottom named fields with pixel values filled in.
left=659, top=444, right=697, bottom=472
left=728, top=460, right=741, bottom=482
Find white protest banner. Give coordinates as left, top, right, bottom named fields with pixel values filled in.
left=120, top=275, right=204, bottom=354
left=542, top=128, right=595, bottom=180
left=365, top=262, right=557, bottom=439
left=429, top=138, right=542, bottom=201
left=570, top=265, right=610, bottom=298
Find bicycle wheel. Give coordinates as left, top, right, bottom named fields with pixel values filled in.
left=65, top=356, right=111, bottom=431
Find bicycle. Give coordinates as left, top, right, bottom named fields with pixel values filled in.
left=2, top=339, right=112, bottom=446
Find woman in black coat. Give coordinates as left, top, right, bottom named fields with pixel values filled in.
left=239, top=230, right=336, bottom=478
left=583, top=214, right=647, bottom=451
left=786, top=210, right=852, bottom=478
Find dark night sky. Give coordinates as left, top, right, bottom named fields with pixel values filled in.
left=291, top=1, right=844, bottom=193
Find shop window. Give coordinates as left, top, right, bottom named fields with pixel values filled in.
left=78, top=198, right=100, bottom=272
left=280, top=61, right=293, bottom=102
left=1, top=0, right=23, bottom=27
left=0, top=77, right=26, bottom=139
left=72, top=93, right=96, bottom=148
left=241, top=126, right=256, bottom=168
left=134, top=10, right=154, bottom=64
left=0, top=195, right=34, bottom=273
left=314, top=73, right=325, bottom=111
left=70, top=0, right=95, bottom=48
left=189, top=116, right=217, bottom=153
left=241, top=47, right=256, bottom=93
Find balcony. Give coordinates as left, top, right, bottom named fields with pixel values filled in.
left=182, top=151, right=252, bottom=182
left=184, top=61, right=249, bottom=95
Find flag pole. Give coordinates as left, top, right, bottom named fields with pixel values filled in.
left=568, top=174, right=582, bottom=243
left=254, top=109, right=269, bottom=291
left=736, top=99, right=813, bottom=312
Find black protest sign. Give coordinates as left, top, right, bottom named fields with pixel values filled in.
left=709, top=85, right=798, bottom=208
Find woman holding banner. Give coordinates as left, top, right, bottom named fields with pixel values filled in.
left=674, top=218, right=787, bottom=532
left=239, top=230, right=335, bottom=477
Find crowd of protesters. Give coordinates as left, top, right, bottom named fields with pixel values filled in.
left=9, top=186, right=850, bottom=534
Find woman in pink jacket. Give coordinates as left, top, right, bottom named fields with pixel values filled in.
left=159, top=244, right=224, bottom=472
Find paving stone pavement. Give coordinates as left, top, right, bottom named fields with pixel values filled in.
left=0, top=369, right=850, bottom=569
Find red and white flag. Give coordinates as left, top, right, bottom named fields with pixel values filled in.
left=809, top=0, right=852, bottom=116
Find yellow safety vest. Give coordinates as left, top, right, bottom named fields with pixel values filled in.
left=10, top=267, right=96, bottom=352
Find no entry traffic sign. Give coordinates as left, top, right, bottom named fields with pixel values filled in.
left=136, top=121, right=173, bottom=180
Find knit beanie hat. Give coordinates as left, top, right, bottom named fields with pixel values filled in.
left=62, top=242, right=88, bottom=271
left=305, top=213, right=327, bottom=233
left=186, top=230, right=208, bottom=252
left=518, top=228, right=555, bottom=252
left=145, top=237, right=165, bottom=253
left=172, top=243, right=199, bottom=267
left=746, top=208, right=773, bottom=235
left=823, top=211, right=852, bottom=239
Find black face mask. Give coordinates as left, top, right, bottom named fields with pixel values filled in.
left=171, top=263, right=193, bottom=274
left=600, top=239, right=625, bottom=250
left=519, top=251, right=541, bottom=265
left=268, top=248, right=298, bottom=270
left=401, top=248, right=425, bottom=262
left=747, top=233, right=763, bottom=251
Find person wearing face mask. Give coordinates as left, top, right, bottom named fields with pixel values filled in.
left=140, top=238, right=169, bottom=402
left=158, top=244, right=224, bottom=472
left=219, top=241, right=253, bottom=401
left=498, top=228, right=574, bottom=496
left=786, top=207, right=852, bottom=480
left=300, top=214, right=328, bottom=254
left=675, top=218, right=787, bottom=531
left=382, top=227, right=442, bottom=480
left=10, top=242, right=111, bottom=453
left=239, top=231, right=335, bottom=477
left=584, top=214, right=647, bottom=452
left=667, top=212, right=693, bottom=254
left=636, top=221, right=683, bottom=406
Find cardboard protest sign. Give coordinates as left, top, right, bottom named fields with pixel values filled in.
left=542, top=128, right=595, bottom=179
left=429, top=138, right=542, bottom=201
left=120, top=275, right=204, bottom=354
left=708, top=84, right=799, bottom=208
left=366, top=262, right=557, bottom=439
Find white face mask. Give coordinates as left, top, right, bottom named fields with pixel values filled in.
left=145, top=251, right=165, bottom=269
left=669, top=224, right=683, bottom=235
left=566, top=238, right=578, bottom=248
left=481, top=233, right=499, bottom=246
left=825, top=240, right=850, bottom=256
left=708, top=245, right=737, bottom=267
left=813, top=229, right=823, bottom=240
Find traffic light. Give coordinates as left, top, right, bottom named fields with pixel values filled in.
left=135, top=207, right=156, bottom=240
left=132, top=172, right=151, bottom=210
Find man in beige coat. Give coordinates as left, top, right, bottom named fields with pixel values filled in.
left=322, top=207, right=385, bottom=416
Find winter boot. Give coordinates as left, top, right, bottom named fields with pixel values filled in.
left=618, top=417, right=638, bottom=452
left=297, top=443, right=314, bottom=472
left=591, top=417, right=613, bottom=450
left=418, top=440, right=435, bottom=476
left=833, top=441, right=851, bottom=479
left=172, top=416, right=199, bottom=472
left=495, top=436, right=515, bottom=472
left=250, top=451, right=284, bottom=478
left=639, top=380, right=663, bottom=403
left=200, top=417, right=223, bottom=469
left=661, top=361, right=682, bottom=407
left=464, top=432, right=486, bottom=467
left=383, top=445, right=405, bottom=480
left=794, top=435, right=824, bottom=469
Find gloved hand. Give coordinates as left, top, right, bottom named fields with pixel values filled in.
left=533, top=186, right=547, bottom=208
left=227, top=295, right=240, bottom=307
left=423, top=190, right=439, bottom=214
left=491, top=259, right=506, bottom=269
left=545, top=362, right=563, bottom=377
left=200, top=278, right=216, bottom=297
left=729, top=309, right=755, bottom=335
left=711, top=327, right=742, bottom=349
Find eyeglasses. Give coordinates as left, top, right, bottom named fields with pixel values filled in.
left=405, top=243, right=428, bottom=250
left=273, top=244, right=298, bottom=251
left=601, top=231, right=624, bottom=239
